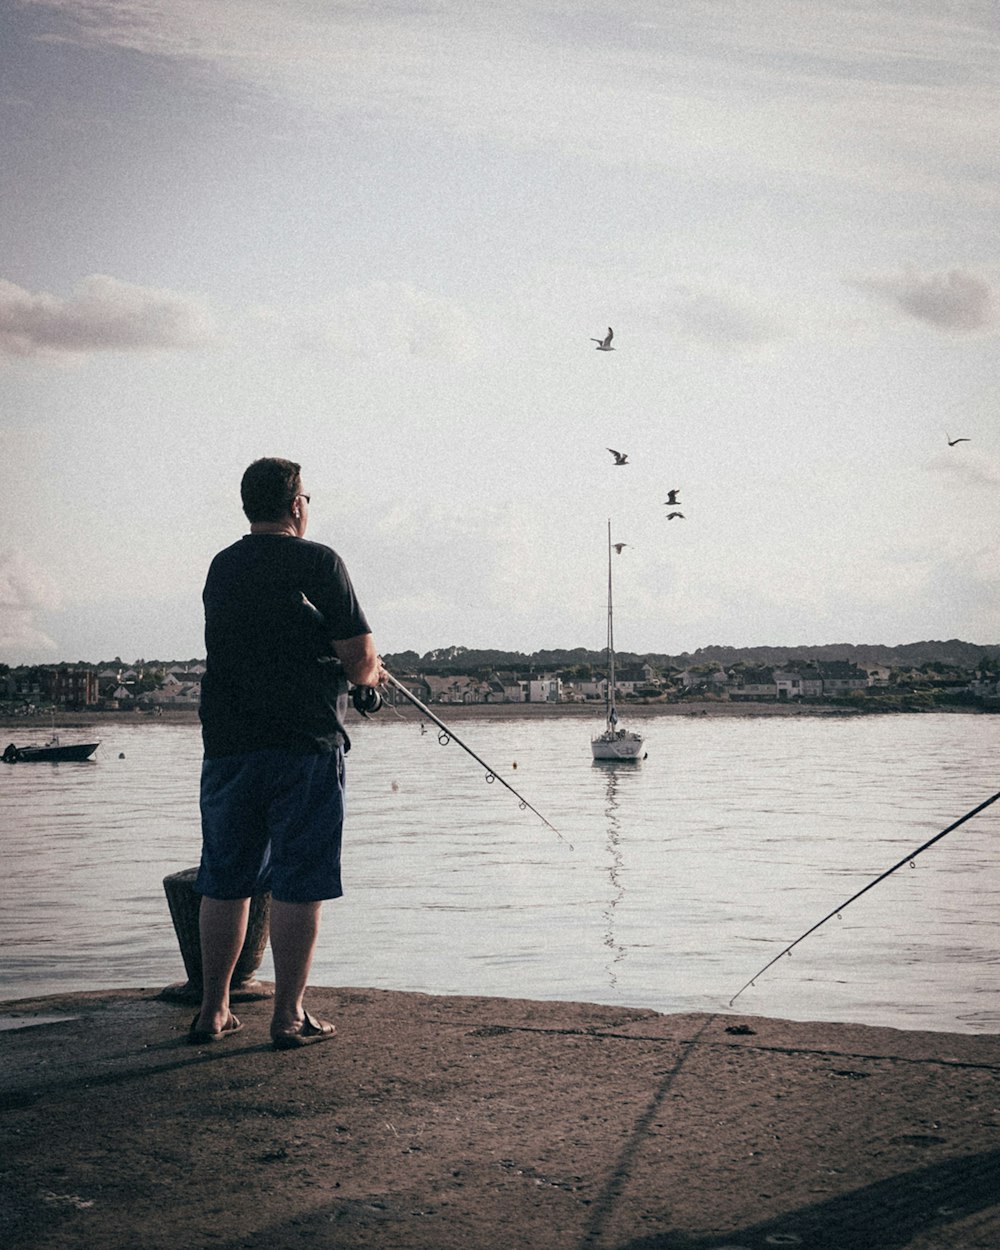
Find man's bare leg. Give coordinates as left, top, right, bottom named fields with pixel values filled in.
left=194, top=895, right=250, bottom=1035
left=269, top=899, right=330, bottom=1039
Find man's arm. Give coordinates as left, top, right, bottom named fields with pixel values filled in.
left=333, top=632, right=385, bottom=688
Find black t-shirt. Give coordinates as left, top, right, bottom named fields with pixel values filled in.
left=199, top=534, right=371, bottom=757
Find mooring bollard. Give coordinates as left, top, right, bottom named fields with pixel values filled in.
left=160, top=866, right=273, bottom=1003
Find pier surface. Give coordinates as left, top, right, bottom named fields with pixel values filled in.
left=1, top=987, right=997, bottom=1249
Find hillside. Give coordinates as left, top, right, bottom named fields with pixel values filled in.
left=381, top=639, right=1000, bottom=674
left=14, top=639, right=999, bottom=676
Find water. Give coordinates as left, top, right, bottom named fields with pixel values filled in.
left=2, top=713, right=998, bottom=1033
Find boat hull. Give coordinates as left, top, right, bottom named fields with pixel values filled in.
left=591, top=730, right=644, bottom=761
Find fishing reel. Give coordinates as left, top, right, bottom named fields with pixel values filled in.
left=351, top=684, right=383, bottom=717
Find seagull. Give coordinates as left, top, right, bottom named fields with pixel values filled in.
left=665, top=511, right=685, bottom=520
left=663, top=489, right=681, bottom=505
left=607, top=447, right=629, bottom=465
left=946, top=433, right=970, bottom=446
left=591, top=327, right=614, bottom=351
left=612, top=542, right=629, bottom=554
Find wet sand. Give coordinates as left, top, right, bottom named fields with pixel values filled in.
left=1, top=986, right=997, bottom=1249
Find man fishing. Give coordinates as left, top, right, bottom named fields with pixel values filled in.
left=190, top=456, right=386, bottom=1049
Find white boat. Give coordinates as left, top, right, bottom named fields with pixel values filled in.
left=591, top=519, right=645, bottom=762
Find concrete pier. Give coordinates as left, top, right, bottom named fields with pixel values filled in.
left=1, top=987, right=997, bottom=1249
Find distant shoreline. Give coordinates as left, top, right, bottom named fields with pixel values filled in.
left=0, top=700, right=991, bottom=731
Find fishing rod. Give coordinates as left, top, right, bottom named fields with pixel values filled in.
left=728, top=786, right=1000, bottom=1007
left=369, top=671, right=571, bottom=848
left=298, top=593, right=566, bottom=843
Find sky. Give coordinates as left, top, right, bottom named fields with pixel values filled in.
left=1, top=0, right=998, bottom=665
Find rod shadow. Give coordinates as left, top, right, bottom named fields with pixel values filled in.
left=607, top=1146, right=1000, bottom=1250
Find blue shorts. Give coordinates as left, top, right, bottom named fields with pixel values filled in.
left=196, top=748, right=345, bottom=903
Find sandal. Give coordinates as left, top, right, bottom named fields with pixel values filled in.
left=271, top=1010, right=337, bottom=1050
left=187, top=1012, right=243, bottom=1044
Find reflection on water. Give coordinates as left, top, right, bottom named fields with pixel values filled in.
left=596, top=761, right=627, bottom=987
left=2, top=713, right=998, bottom=1034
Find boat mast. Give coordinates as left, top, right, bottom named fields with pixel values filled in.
left=606, top=518, right=616, bottom=729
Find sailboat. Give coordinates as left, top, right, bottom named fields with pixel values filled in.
left=591, top=520, right=645, bottom=762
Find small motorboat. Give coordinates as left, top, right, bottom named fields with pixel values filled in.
left=2, top=735, right=100, bottom=763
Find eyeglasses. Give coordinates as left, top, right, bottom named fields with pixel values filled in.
left=294, top=493, right=311, bottom=505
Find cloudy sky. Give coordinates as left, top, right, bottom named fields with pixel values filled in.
left=1, top=0, right=998, bottom=664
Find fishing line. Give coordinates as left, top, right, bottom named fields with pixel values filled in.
left=728, top=786, right=1000, bottom=1007
left=379, top=672, right=572, bottom=848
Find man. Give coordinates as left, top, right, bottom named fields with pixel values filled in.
left=191, top=457, right=385, bottom=1049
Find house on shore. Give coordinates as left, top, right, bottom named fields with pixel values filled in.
left=817, top=661, right=868, bottom=695
left=526, top=676, right=561, bottom=703
left=731, top=668, right=778, bottom=700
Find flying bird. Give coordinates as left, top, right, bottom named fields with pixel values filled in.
left=665, top=512, right=685, bottom=521
left=591, top=327, right=614, bottom=351
left=612, top=542, right=629, bottom=554
left=946, top=433, right=970, bottom=446
left=663, top=489, right=681, bottom=505
left=607, top=448, right=629, bottom=465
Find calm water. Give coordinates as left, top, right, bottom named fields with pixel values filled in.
left=2, top=712, right=998, bottom=1033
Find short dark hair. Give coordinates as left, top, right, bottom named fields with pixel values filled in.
left=240, top=458, right=302, bottom=522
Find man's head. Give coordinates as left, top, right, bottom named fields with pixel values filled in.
left=240, top=458, right=304, bottom=523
